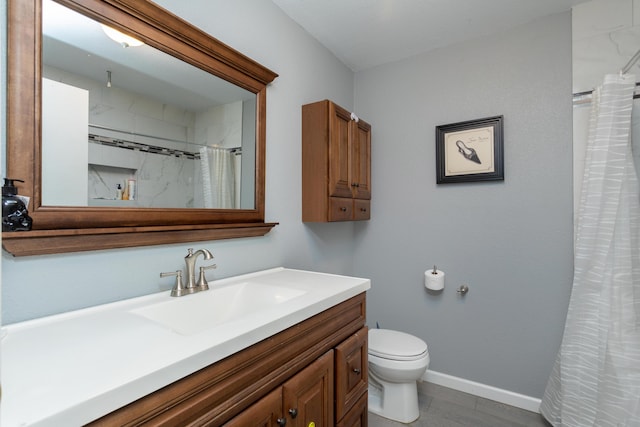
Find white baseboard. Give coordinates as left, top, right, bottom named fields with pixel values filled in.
left=422, top=370, right=542, bottom=413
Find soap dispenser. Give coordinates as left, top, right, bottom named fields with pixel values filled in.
left=2, top=178, right=33, bottom=232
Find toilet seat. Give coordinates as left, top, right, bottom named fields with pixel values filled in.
left=369, top=329, right=428, bottom=361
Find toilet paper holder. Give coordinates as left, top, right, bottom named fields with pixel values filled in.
left=456, top=284, right=469, bottom=295
left=425, top=265, right=445, bottom=291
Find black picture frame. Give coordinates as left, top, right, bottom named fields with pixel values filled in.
left=436, top=115, right=504, bottom=184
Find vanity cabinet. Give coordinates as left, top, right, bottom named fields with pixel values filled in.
left=87, top=293, right=367, bottom=426
left=302, top=100, right=371, bottom=222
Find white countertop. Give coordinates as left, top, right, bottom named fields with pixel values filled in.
left=1, top=267, right=370, bottom=426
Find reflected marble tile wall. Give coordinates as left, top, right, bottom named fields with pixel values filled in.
left=88, top=144, right=200, bottom=208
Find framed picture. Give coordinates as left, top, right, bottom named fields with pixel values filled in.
left=435, top=115, right=504, bottom=184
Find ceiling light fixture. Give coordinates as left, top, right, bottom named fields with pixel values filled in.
left=101, top=24, right=144, bottom=48
left=106, top=70, right=112, bottom=88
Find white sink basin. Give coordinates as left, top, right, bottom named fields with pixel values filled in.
left=130, top=281, right=306, bottom=335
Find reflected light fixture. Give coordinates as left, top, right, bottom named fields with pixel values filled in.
left=101, top=24, right=144, bottom=48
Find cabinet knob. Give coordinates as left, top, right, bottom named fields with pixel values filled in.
left=288, top=408, right=298, bottom=418
left=351, top=182, right=360, bottom=188
left=339, top=207, right=347, bottom=212
left=276, top=417, right=287, bottom=426
left=360, top=208, right=367, bottom=212
left=352, top=367, right=361, bottom=374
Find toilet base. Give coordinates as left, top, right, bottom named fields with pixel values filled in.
left=368, top=375, right=420, bottom=423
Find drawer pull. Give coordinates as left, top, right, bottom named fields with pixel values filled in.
left=352, top=367, right=361, bottom=374
left=339, top=207, right=347, bottom=212
left=288, top=408, right=298, bottom=418
left=277, top=418, right=287, bottom=426
left=360, top=208, right=367, bottom=212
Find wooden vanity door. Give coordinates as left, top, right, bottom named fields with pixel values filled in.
left=335, top=326, right=368, bottom=422
left=283, top=350, right=334, bottom=427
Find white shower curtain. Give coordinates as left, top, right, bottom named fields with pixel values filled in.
left=541, top=74, right=640, bottom=426
left=200, top=146, right=236, bottom=209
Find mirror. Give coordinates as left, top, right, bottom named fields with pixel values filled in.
left=4, top=0, right=278, bottom=256
left=41, top=0, right=256, bottom=209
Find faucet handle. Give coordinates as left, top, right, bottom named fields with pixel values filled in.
left=161, top=270, right=189, bottom=297
left=196, top=264, right=217, bottom=291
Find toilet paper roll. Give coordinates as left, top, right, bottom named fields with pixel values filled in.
left=425, top=269, right=445, bottom=291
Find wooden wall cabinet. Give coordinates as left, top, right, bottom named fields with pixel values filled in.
left=88, top=294, right=368, bottom=426
left=302, top=100, right=371, bottom=222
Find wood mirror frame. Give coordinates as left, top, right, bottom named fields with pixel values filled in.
left=4, top=0, right=278, bottom=257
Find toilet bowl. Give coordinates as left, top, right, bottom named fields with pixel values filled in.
left=368, top=328, right=430, bottom=423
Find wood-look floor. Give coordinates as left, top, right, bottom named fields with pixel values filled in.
left=369, top=383, right=552, bottom=427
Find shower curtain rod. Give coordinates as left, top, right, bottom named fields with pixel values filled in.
left=573, top=82, right=640, bottom=105
left=572, top=49, right=640, bottom=105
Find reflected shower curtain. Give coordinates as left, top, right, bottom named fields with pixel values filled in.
left=199, top=146, right=236, bottom=209
left=541, top=74, right=640, bottom=426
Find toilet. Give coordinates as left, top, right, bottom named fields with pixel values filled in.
left=368, top=328, right=430, bottom=423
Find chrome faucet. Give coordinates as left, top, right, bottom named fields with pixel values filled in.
left=161, top=248, right=216, bottom=297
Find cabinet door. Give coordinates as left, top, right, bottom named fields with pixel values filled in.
left=335, top=326, right=368, bottom=421
left=283, top=350, right=334, bottom=427
left=328, top=103, right=354, bottom=199
left=223, top=388, right=284, bottom=427
left=350, top=119, right=371, bottom=200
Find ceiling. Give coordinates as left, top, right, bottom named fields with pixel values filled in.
left=42, top=0, right=254, bottom=112
left=271, top=0, right=589, bottom=72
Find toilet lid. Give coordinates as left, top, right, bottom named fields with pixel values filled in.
left=368, top=329, right=428, bottom=361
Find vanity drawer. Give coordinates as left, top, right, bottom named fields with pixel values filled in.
left=335, top=325, right=368, bottom=422
left=353, top=199, right=370, bottom=221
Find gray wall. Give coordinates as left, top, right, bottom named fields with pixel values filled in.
left=353, top=12, right=574, bottom=398
left=1, top=0, right=359, bottom=323
left=1, top=0, right=573, bottom=401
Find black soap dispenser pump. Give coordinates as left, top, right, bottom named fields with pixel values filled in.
left=2, top=178, right=33, bottom=232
